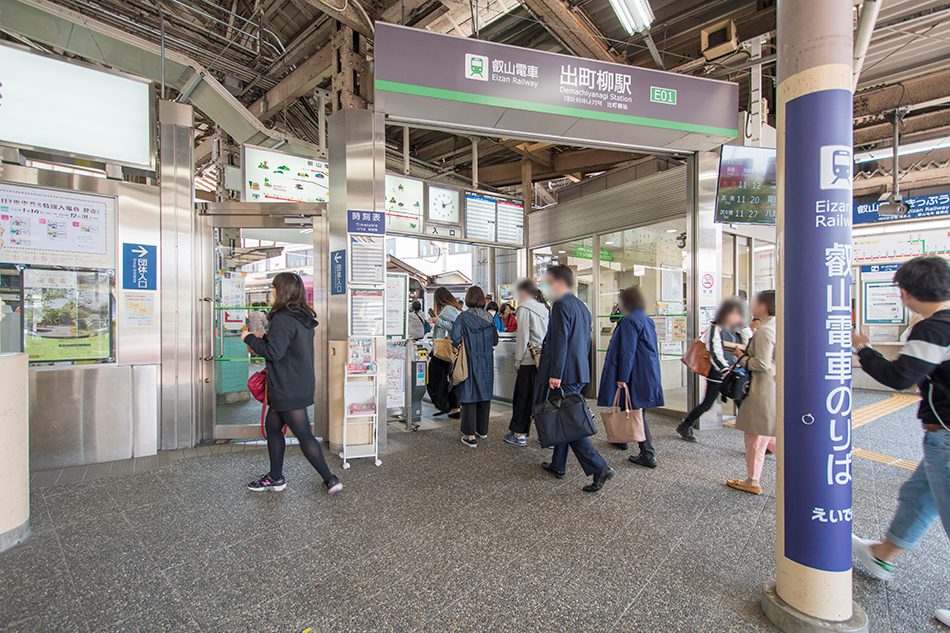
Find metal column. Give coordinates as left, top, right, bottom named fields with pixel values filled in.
left=764, top=0, right=867, bottom=630
left=159, top=100, right=199, bottom=450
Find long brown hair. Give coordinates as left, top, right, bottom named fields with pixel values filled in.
left=268, top=272, right=315, bottom=320
left=434, top=287, right=461, bottom=314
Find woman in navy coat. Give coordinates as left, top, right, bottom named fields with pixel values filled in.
left=450, top=286, right=499, bottom=448
left=597, top=286, right=664, bottom=467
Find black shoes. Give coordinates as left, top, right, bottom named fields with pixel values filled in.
left=628, top=453, right=658, bottom=469
left=433, top=409, right=450, bottom=417
left=610, top=443, right=629, bottom=450
left=542, top=462, right=566, bottom=479
left=676, top=421, right=698, bottom=443
left=448, top=412, right=461, bottom=419
left=583, top=467, right=615, bottom=492
left=324, top=476, right=343, bottom=495
left=247, top=473, right=286, bottom=492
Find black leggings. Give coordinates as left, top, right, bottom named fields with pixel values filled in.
left=683, top=369, right=723, bottom=427
left=265, top=408, right=334, bottom=483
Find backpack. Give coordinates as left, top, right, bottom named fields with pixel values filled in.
left=419, top=313, right=431, bottom=335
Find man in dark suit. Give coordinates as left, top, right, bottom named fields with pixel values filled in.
left=538, top=264, right=615, bottom=492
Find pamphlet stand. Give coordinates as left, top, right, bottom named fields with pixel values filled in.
left=340, top=356, right=382, bottom=469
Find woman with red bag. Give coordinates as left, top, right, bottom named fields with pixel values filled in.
left=241, top=272, right=341, bottom=495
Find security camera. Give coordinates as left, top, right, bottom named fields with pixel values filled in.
left=675, top=232, right=687, bottom=249
left=877, top=200, right=909, bottom=217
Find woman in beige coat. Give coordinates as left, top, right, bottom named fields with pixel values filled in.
left=727, top=290, right=777, bottom=495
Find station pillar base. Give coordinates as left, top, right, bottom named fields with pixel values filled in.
left=762, top=581, right=868, bottom=633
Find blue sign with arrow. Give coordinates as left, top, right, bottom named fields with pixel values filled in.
left=122, top=243, right=157, bottom=290
left=330, top=249, right=346, bottom=295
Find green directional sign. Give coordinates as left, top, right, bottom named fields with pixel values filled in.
left=572, top=246, right=614, bottom=262
left=650, top=86, right=677, bottom=105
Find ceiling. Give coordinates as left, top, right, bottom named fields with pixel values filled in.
left=1, top=0, right=949, bottom=196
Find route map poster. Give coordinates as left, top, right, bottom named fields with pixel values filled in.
left=22, top=268, right=113, bottom=364
left=0, top=183, right=115, bottom=268
left=243, top=145, right=329, bottom=204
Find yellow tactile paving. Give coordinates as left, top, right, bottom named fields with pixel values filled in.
left=852, top=448, right=918, bottom=471
left=851, top=393, right=921, bottom=429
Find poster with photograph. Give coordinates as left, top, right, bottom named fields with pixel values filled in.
left=347, top=338, right=374, bottom=373
left=22, top=268, right=113, bottom=363
left=243, top=145, right=329, bottom=204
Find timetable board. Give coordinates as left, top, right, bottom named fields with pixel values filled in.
left=463, top=191, right=524, bottom=246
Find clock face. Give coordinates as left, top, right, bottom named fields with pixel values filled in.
left=428, top=187, right=460, bottom=224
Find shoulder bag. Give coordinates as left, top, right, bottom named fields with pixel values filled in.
left=600, top=385, right=646, bottom=443
left=529, top=345, right=543, bottom=368
left=532, top=388, right=597, bottom=448
left=719, top=361, right=751, bottom=404
left=451, top=336, right=469, bottom=386
left=432, top=338, right=458, bottom=362
left=682, top=326, right=713, bottom=377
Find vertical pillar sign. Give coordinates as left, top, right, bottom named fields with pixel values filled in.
left=782, top=85, right=854, bottom=573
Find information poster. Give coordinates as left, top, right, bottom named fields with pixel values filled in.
left=671, top=315, right=687, bottom=341
left=348, top=236, right=384, bottom=285
left=463, top=192, right=497, bottom=242
left=349, top=289, right=384, bottom=337
left=123, top=291, right=155, bottom=328
left=386, top=340, right=407, bottom=409
left=219, top=272, right=246, bottom=330
left=243, top=145, right=328, bottom=204
left=385, top=273, right=408, bottom=338
left=23, top=268, right=113, bottom=364
left=661, top=267, right=683, bottom=303
left=864, top=281, right=904, bottom=324
left=384, top=175, right=423, bottom=234
left=0, top=183, right=115, bottom=268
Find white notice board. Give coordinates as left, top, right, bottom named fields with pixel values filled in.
left=348, top=235, right=384, bottom=285
left=0, top=183, right=116, bottom=268
left=243, top=145, right=329, bottom=203
left=863, top=281, right=905, bottom=325
left=349, top=289, right=384, bottom=337
left=385, top=273, right=408, bottom=338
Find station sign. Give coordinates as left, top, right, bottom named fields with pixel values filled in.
left=853, top=192, right=950, bottom=225
left=375, top=23, right=738, bottom=153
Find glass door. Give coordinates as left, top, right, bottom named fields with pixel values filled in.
left=199, top=209, right=326, bottom=440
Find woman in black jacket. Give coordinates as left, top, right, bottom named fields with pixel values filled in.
left=241, top=272, right=342, bottom=495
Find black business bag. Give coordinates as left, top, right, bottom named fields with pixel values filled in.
left=532, top=389, right=597, bottom=448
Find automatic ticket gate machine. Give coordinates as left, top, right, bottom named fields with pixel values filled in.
left=409, top=343, right=428, bottom=427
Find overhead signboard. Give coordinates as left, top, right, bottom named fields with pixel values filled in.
left=384, top=175, right=423, bottom=234
left=375, top=23, right=738, bottom=153
left=243, top=145, right=328, bottom=203
left=462, top=190, right=523, bottom=246
left=0, top=183, right=116, bottom=268
left=854, top=192, right=950, bottom=225
left=464, top=191, right=498, bottom=243
left=0, top=43, right=152, bottom=167
left=715, top=145, right=777, bottom=225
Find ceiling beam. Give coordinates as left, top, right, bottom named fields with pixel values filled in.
left=248, top=44, right=332, bottom=121
left=300, top=0, right=373, bottom=38
left=377, top=0, right=447, bottom=26
left=464, top=148, right=640, bottom=185
left=519, top=0, right=619, bottom=63
left=854, top=69, right=950, bottom=122
left=854, top=110, right=950, bottom=146
left=854, top=164, right=950, bottom=197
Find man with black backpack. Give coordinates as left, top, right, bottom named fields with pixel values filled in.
left=850, top=256, right=950, bottom=627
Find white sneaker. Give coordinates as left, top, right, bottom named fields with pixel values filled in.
left=935, top=609, right=950, bottom=627
left=852, top=534, right=895, bottom=581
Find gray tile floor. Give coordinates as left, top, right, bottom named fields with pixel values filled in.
left=3, top=390, right=949, bottom=633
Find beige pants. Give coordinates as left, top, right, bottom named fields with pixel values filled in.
left=744, top=433, right=777, bottom=481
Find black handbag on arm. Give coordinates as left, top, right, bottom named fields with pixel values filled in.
left=532, top=388, right=597, bottom=448
left=719, top=361, right=752, bottom=405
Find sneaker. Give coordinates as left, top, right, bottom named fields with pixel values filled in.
left=461, top=436, right=478, bottom=448
left=476, top=432, right=488, bottom=439
left=676, top=421, right=698, bottom=442
left=935, top=609, right=950, bottom=627
left=504, top=432, right=527, bottom=447
left=324, top=476, right=343, bottom=495
left=852, top=534, right=895, bottom=581
left=247, top=473, right=286, bottom=492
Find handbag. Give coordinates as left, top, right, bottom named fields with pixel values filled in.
left=451, top=337, right=469, bottom=386
left=532, top=388, right=597, bottom=448
left=601, top=385, right=646, bottom=443
left=247, top=368, right=285, bottom=438
left=719, top=362, right=751, bottom=404
left=432, top=338, right=457, bottom=362
left=682, top=337, right=712, bottom=377
left=529, top=345, right=543, bottom=368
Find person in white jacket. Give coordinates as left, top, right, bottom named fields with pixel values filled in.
left=505, top=279, right=551, bottom=447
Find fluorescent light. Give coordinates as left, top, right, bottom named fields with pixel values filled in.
left=666, top=229, right=677, bottom=233
left=854, top=135, right=950, bottom=163
left=558, top=250, right=566, bottom=254
left=607, top=0, right=654, bottom=35
left=605, top=241, right=615, bottom=245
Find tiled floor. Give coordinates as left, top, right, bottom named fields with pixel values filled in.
left=3, top=390, right=949, bottom=632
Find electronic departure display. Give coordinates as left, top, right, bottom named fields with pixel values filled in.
left=715, top=145, right=777, bottom=225
left=463, top=191, right=524, bottom=246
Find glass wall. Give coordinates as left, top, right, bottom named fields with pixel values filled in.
left=532, top=237, right=595, bottom=312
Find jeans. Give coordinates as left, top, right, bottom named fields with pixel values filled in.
left=886, top=429, right=950, bottom=550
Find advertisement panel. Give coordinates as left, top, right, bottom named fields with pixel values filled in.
left=243, top=145, right=328, bottom=204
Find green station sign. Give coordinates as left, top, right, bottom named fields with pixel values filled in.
left=650, top=86, right=677, bottom=105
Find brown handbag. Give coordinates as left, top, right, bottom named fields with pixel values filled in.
left=682, top=337, right=712, bottom=377
left=529, top=345, right=543, bottom=368
left=451, top=337, right=469, bottom=385
left=600, top=385, right=646, bottom=443
left=432, top=338, right=457, bottom=362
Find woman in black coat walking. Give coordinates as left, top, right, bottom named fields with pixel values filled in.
left=241, top=272, right=342, bottom=495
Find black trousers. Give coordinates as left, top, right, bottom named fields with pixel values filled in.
left=509, top=364, right=540, bottom=435
left=427, top=357, right=460, bottom=412
left=682, top=368, right=723, bottom=427
left=619, top=394, right=655, bottom=459
left=461, top=401, right=491, bottom=437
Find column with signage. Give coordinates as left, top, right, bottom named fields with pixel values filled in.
left=766, top=1, right=867, bottom=631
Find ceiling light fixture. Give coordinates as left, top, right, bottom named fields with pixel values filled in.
left=666, top=229, right=677, bottom=233
left=854, top=135, right=950, bottom=164
left=605, top=241, right=615, bottom=245
left=608, top=0, right=654, bottom=35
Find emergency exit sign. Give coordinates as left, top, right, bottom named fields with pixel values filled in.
left=650, top=87, right=677, bottom=105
